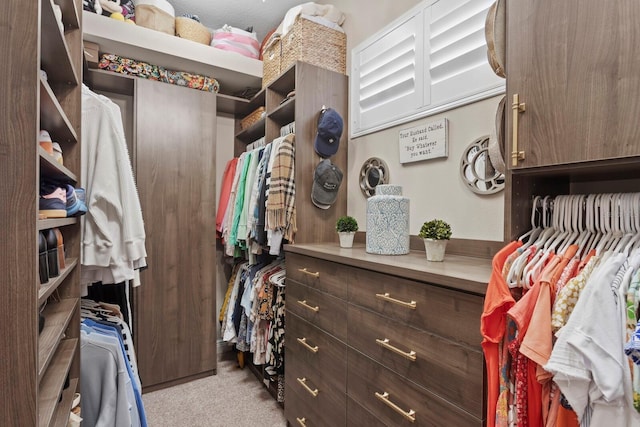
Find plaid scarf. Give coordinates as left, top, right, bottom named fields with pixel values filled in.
left=266, top=134, right=297, bottom=243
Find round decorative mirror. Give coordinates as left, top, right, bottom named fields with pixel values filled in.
left=460, top=136, right=505, bottom=195
left=360, top=157, right=389, bottom=197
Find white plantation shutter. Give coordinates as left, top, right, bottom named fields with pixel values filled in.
left=429, top=0, right=503, bottom=111
left=350, top=0, right=505, bottom=138
left=353, top=7, right=426, bottom=131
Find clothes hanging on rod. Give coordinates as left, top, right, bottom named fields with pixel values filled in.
left=219, top=257, right=286, bottom=402
left=86, top=280, right=133, bottom=329
left=80, top=299, right=147, bottom=427
left=216, top=157, right=239, bottom=240
left=217, top=134, right=296, bottom=259
left=81, top=85, right=147, bottom=293
left=482, top=192, right=640, bottom=427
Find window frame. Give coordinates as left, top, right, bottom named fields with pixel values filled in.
left=349, top=0, right=505, bottom=138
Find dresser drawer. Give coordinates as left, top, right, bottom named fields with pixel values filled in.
left=286, top=253, right=349, bottom=299
left=347, top=396, right=386, bottom=427
left=287, top=279, right=347, bottom=341
left=347, top=305, right=484, bottom=418
left=347, top=348, right=482, bottom=427
left=285, top=379, right=346, bottom=427
left=285, top=347, right=346, bottom=427
left=286, top=310, right=347, bottom=393
left=348, top=269, right=483, bottom=348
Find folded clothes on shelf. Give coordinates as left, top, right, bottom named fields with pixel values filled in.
left=98, top=53, right=220, bottom=93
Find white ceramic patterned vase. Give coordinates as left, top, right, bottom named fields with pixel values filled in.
left=366, top=184, right=410, bottom=255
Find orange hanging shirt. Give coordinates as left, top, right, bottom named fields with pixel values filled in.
left=481, top=240, right=522, bottom=425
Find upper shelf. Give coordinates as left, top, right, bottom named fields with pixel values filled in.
left=82, top=11, right=263, bottom=96
left=41, top=0, right=79, bottom=86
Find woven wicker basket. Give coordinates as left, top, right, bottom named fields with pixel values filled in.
left=281, top=16, right=346, bottom=75
left=175, top=17, right=212, bottom=45
left=262, top=37, right=281, bottom=89
left=240, top=107, right=266, bottom=130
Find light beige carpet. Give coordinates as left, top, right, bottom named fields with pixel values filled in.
left=142, top=357, right=286, bottom=426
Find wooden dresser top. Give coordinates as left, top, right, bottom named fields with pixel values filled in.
left=284, top=243, right=492, bottom=296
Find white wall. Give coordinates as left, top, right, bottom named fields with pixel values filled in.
left=349, top=96, right=504, bottom=240
left=323, top=0, right=505, bottom=241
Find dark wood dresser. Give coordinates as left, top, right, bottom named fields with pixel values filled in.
left=284, top=243, right=491, bottom=427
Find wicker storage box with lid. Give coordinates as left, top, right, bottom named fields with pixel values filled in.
left=282, top=16, right=346, bottom=75
left=262, top=38, right=282, bottom=88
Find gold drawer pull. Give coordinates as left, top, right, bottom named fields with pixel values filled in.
left=376, top=338, right=417, bottom=361
left=297, top=377, right=319, bottom=397
left=297, top=300, right=319, bottom=312
left=511, top=93, right=526, bottom=166
left=375, top=292, right=417, bottom=309
left=375, top=391, right=416, bottom=423
left=296, top=417, right=307, bottom=427
left=298, top=267, right=320, bottom=278
left=297, top=337, right=319, bottom=353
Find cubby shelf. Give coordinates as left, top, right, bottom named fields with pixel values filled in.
left=40, top=78, right=78, bottom=145
left=41, top=0, right=79, bottom=86
left=39, top=258, right=79, bottom=304
left=38, top=298, right=79, bottom=382
left=235, top=117, right=266, bottom=143
left=52, top=377, right=79, bottom=427
left=39, top=146, right=77, bottom=182
left=38, top=338, right=78, bottom=427
left=268, top=98, right=295, bottom=124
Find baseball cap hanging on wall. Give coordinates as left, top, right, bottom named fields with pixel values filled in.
left=311, top=159, right=343, bottom=209
left=314, top=107, right=343, bottom=158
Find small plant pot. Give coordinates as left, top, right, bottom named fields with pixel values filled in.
left=423, top=238, right=447, bottom=262
left=338, top=231, right=355, bottom=248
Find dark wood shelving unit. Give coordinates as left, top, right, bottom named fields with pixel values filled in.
left=224, top=61, right=349, bottom=411
left=0, top=0, right=83, bottom=425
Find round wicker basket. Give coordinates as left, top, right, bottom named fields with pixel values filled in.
left=175, top=17, right=212, bottom=45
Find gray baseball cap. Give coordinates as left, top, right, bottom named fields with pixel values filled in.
left=311, top=159, right=343, bottom=209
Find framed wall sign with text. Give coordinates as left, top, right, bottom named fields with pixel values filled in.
left=398, top=118, right=448, bottom=164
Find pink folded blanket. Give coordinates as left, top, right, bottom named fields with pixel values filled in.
left=212, top=26, right=260, bottom=59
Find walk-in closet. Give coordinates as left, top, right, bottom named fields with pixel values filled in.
left=2, top=0, right=640, bottom=426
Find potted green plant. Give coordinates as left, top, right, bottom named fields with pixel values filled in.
left=336, top=215, right=358, bottom=248
left=418, top=219, right=452, bottom=261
